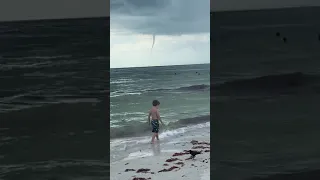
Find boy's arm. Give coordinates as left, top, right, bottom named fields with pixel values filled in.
left=148, top=110, right=151, bottom=125
left=157, top=110, right=164, bottom=125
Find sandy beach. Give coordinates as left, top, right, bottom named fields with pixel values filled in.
left=110, top=131, right=210, bottom=180
left=110, top=64, right=210, bottom=180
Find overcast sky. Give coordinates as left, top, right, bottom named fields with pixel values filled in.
left=0, top=0, right=109, bottom=21
left=1, top=0, right=320, bottom=68
left=211, top=0, right=320, bottom=11
left=0, top=0, right=319, bottom=21
left=110, top=0, right=210, bottom=68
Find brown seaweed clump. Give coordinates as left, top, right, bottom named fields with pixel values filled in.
left=192, top=146, right=209, bottom=149
left=172, top=152, right=189, bottom=156
left=158, top=166, right=180, bottom=173
left=190, top=140, right=198, bottom=145
left=198, top=142, right=210, bottom=145
left=136, top=168, right=151, bottom=173
left=132, top=177, right=151, bottom=180
left=175, top=162, right=185, bottom=167
left=125, top=169, right=136, bottom=172
left=190, top=140, right=210, bottom=146
left=165, top=158, right=180, bottom=162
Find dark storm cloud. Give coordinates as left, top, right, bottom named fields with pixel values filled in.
left=0, top=0, right=108, bottom=21
left=110, top=0, right=210, bottom=35
left=211, top=0, right=320, bottom=11
left=111, top=0, right=169, bottom=15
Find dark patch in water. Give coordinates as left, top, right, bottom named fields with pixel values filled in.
left=214, top=72, right=320, bottom=95
left=146, top=84, right=210, bottom=92
left=246, top=169, right=320, bottom=180
left=177, top=84, right=209, bottom=91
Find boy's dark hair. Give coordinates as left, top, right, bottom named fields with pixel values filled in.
left=152, top=100, right=160, bottom=106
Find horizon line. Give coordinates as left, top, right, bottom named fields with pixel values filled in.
left=0, top=16, right=109, bottom=24
left=110, top=63, right=210, bottom=69
left=210, top=5, right=320, bottom=13
left=1, top=6, right=318, bottom=23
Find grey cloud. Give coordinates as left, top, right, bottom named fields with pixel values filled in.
left=0, top=0, right=108, bottom=21
left=211, top=0, right=320, bottom=11
left=111, top=0, right=210, bottom=35
left=111, top=0, right=169, bottom=15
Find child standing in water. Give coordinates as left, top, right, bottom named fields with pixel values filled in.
left=148, top=100, right=164, bottom=143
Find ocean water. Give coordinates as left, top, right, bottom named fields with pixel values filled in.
left=0, top=18, right=110, bottom=180
left=211, top=7, right=320, bottom=180
left=110, top=64, right=210, bottom=162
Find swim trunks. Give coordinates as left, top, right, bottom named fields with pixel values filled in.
left=151, top=119, right=159, bottom=133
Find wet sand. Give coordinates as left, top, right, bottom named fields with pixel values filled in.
left=110, top=136, right=210, bottom=180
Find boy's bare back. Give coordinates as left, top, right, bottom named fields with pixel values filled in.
left=150, top=107, right=160, bottom=120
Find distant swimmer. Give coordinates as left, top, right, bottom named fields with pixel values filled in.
left=276, top=32, right=280, bottom=37
left=148, top=100, right=164, bottom=144
left=282, top=37, right=287, bottom=43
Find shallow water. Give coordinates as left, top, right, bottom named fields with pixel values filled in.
left=110, top=122, right=210, bottom=163
left=0, top=17, right=109, bottom=180
left=211, top=7, right=320, bottom=180
left=110, top=64, right=210, bottom=139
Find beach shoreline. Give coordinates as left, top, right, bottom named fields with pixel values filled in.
left=110, top=135, right=210, bottom=180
